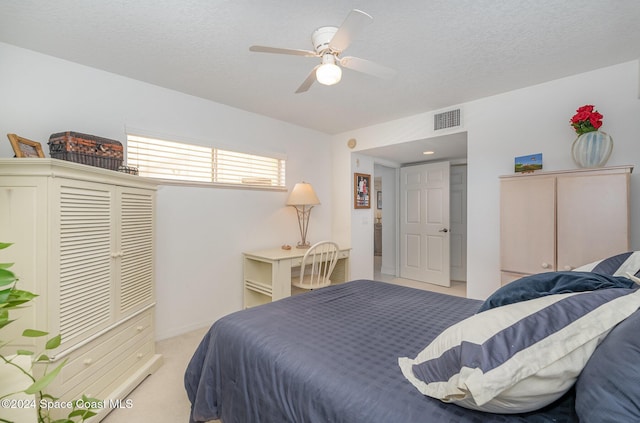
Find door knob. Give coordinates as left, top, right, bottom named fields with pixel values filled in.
left=439, top=228, right=449, bottom=233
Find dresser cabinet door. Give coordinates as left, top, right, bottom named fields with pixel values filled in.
left=52, top=178, right=116, bottom=350
left=500, top=176, right=556, bottom=275
left=556, top=172, right=630, bottom=270
left=116, top=187, right=155, bottom=317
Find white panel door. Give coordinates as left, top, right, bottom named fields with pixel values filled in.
left=400, top=161, right=451, bottom=286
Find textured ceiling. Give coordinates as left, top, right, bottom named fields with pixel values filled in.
left=1, top=0, right=639, bottom=136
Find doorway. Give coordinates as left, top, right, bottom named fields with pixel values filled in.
left=373, top=163, right=397, bottom=280
left=364, top=132, right=468, bottom=286
left=374, top=162, right=467, bottom=287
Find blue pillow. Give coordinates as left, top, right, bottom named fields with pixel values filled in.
left=575, top=309, right=640, bottom=422
left=399, top=288, right=640, bottom=414
left=477, top=271, right=636, bottom=313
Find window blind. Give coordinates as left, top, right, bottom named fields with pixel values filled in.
left=127, top=134, right=286, bottom=188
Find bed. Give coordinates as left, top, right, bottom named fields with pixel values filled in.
left=185, top=253, right=640, bottom=423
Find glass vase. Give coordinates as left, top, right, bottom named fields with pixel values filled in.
left=571, top=130, right=613, bottom=168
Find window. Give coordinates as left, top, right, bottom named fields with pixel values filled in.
left=126, top=134, right=286, bottom=189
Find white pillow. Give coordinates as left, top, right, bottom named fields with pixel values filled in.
left=398, top=288, right=640, bottom=414
left=573, top=251, right=640, bottom=276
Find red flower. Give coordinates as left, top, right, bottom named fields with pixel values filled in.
left=570, top=105, right=604, bottom=135
left=571, top=111, right=590, bottom=123
left=589, top=112, right=603, bottom=129
left=576, top=105, right=595, bottom=113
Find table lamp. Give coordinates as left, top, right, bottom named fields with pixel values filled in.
left=286, top=182, right=320, bottom=249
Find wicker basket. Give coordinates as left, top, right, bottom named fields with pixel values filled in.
left=118, top=165, right=139, bottom=175
left=48, top=132, right=123, bottom=171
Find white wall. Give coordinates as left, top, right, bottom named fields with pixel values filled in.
left=0, top=42, right=333, bottom=339
left=332, top=60, right=640, bottom=300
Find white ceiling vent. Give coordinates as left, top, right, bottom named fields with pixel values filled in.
left=434, top=108, right=461, bottom=131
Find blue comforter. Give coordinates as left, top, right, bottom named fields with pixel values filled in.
left=185, top=280, right=577, bottom=423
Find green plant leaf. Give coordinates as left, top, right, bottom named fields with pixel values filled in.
left=0, top=242, right=13, bottom=250
left=0, top=268, right=16, bottom=287
left=0, top=262, right=14, bottom=269
left=0, top=318, right=15, bottom=330
left=3, top=289, right=38, bottom=308
left=22, top=328, right=48, bottom=337
left=8, top=289, right=37, bottom=301
left=37, top=354, right=51, bottom=362
left=16, top=349, right=34, bottom=356
left=45, top=334, right=62, bottom=350
left=24, top=359, right=67, bottom=394
left=81, top=395, right=101, bottom=404
left=0, top=287, right=12, bottom=304
left=69, top=409, right=97, bottom=419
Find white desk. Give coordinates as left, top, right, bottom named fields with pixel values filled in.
left=243, top=247, right=351, bottom=308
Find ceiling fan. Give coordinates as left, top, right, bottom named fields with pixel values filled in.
left=249, top=9, right=396, bottom=93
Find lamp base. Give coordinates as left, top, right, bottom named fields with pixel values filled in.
left=296, top=242, right=311, bottom=249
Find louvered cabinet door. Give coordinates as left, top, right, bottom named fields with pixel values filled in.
left=116, top=186, right=155, bottom=317
left=52, top=179, right=116, bottom=350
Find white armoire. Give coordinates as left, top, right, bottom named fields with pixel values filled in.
left=0, top=159, right=162, bottom=421
left=500, top=165, right=633, bottom=285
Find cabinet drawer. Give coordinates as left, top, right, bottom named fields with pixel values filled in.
left=54, top=310, right=154, bottom=395
left=65, top=338, right=154, bottom=404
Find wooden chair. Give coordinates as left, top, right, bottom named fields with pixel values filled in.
left=292, top=241, right=340, bottom=291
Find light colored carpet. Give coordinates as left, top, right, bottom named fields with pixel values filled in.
left=102, top=265, right=465, bottom=423
left=102, top=325, right=215, bottom=423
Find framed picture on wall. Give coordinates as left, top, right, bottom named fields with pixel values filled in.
left=354, top=173, right=371, bottom=209
left=377, top=191, right=382, bottom=209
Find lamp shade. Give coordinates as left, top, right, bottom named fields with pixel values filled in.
left=286, top=182, right=320, bottom=206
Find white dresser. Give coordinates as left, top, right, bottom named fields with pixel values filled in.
left=0, top=159, right=162, bottom=421
left=500, top=165, right=632, bottom=285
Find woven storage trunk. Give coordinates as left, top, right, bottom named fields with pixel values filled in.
left=48, top=131, right=123, bottom=170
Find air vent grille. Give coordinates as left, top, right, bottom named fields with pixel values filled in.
left=434, top=109, right=461, bottom=131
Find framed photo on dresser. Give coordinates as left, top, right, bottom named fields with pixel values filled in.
left=7, top=134, right=45, bottom=158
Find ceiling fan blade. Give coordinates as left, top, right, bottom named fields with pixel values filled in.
left=295, top=65, right=320, bottom=93
left=328, top=9, right=373, bottom=52
left=339, top=56, right=396, bottom=79
left=249, top=45, right=318, bottom=57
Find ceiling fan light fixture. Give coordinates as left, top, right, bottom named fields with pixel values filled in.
left=316, top=55, right=342, bottom=86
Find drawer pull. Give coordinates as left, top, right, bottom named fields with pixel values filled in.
left=83, top=358, right=93, bottom=366
left=136, top=353, right=143, bottom=359
left=136, top=326, right=144, bottom=332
